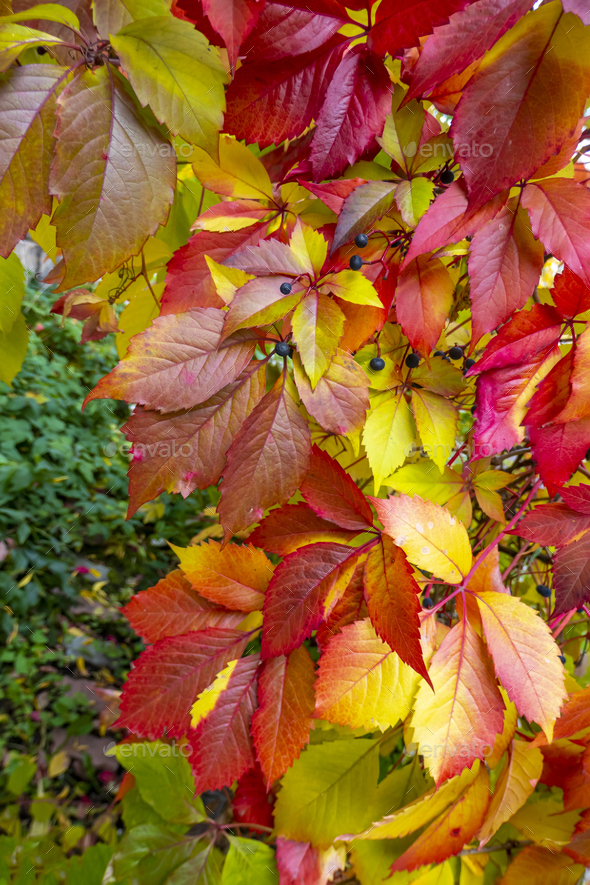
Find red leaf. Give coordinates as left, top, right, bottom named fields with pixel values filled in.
left=300, top=178, right=366, bottom=215
left=121, top=571, right=246, bottom=643
left=553, top=534, right=590, bottom=615
left=83, top=308, right=256, bottom=413
left=117, top=627, right=251, bottom=739
left=561, top=485, right=590, bottom=516
left=276, top=838, right=321, bottom=885
left=261, top=542, right=364, bottom=657
left=122, top=363, right=266, bottom=517
left=224, top=36, right=346, bottom=146
left=404, top=180, right=507, bottom=265
left=562, top=0, right=590, bottom=25
left=233, top=763, right=275, bottom=827
left=529, top=420, right=590, bottom=490
left=522, top=177, right=590, bottom=287
left=301, top=446, right=374, bottom=531
left=395, top=255, right=455, bottom=355
left=511, top=503, right=590, bottom=547
left=369, top=0, right=474, bottom=57
left=160, top=226, right=267, bottom=315
left=406, top=0, right=532, bottom=102
left=469, top=304, right=563, bottom=374
left=242, top=0, right=348, bottom=61
left=188, top=654, right=260, bottom=792
left=309, top=47, right=391, bottom=180
left=249, top=503, right=358, bottom=556
left=524, top=351, right=573, bottom=428
left=468, top=201, right=544, bottom=347
left=451, top=6, right=590, bottom=212
left=316, top=562, right=367, bottom=649
left=551, top=267, right=590, bottom=319
left=364, top=536, right=430, bottom=683
left=218, top=376, right=311, bottom=534
left=201, top=0, right=264, bottom=67
left=251, top=646, right=315, bottom=784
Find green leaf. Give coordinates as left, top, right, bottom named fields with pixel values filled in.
left=395, top=178, right=435, bottom=228
left=221, top=837, right=277, bottom=885
left=0, top=23, right=66, bottom=71
left=0, top=311, right=29, bottom=386
left=0, top=253, right=25, bottom=333
left=66, top=843, right=113, bottom=885
left=92, top=0, right=172, bottom=42
left=7, top=755, right=36, bottom=795
left=331, top=180, right=398, bottom=253
left=292, top=292, right=345, bottom=388
left=168, top=839, right=224, bottom=885
left=112, top=15, right=228, bottom=156
left=0, top=4, right=80, bottom=30
left=273, top=738, right=381, bottom=847
left=115, top=739, right=205, bottom=824
left=112, top=825, right=194, bottom=884
left=50, top=66, right=175, bottom=289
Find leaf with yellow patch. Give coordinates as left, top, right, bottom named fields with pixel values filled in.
left=292, top=292, right=345, bottom=388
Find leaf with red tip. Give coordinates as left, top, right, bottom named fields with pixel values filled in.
left=551, top=267, right=590, bottom=319
left=405, top=0, right=532, bottom=102
left=395, top=255, right=454, bottom=355
left=451, top=5, right=590, bottom=212
left=160, top=226, right=267, bottom=315
left=468, top=201, right=543, bottom=346
left=310, top=47, right=391, bottom=181
left=524, top=351, right=573, bottom=428
left=218, top=376, right=311, bottom=534
left=117, top=627, right=251, bottom=739
left=223, top=237, right=308, bottom=275
left=188, top=653, right=260, bottom=792
left=553, top=535, right=590, bottom=615
left=83, top=308, right=256, bottom=413
left=522, top=177, right=590, bottom=287
left=276, top=838, right=320, bottom=885
left=293, top=351, right=370, bottom=436
left=122, top=362, right=266, bottom=517
left=171, top=540, right=273, bottom=611
left=121, top=570, right=246, bottom=643
left=369, top=0, right=473, bottom=57
left=469, top=304, right=563, bottom=374
left=201, top=0, right=263, bottom=67
left=224, top=36, right=346, bottom=146
left=364, top=536, right=430, bottom=682
left=233, top=763, right=275, bottom=827
left=302, top=178, right=366, bottom=215
left=301, top=445, right=374, bottom=531
left=249, top=503, right=358, bottom=556
left=251, top=646, right=315, bottom=784
left=261, top=542, right=365, bottom=658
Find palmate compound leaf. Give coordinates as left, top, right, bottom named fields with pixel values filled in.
left=83, top=308, right=256, bottom=413
left=111, top=15, right=228, bottom=157
left=293, top=350, right=370, bottom=436
left=411, top=617, right=504, bottom=785
left=371, top=495, right=472, bottom=584
left=218, top=374, right=311, bottom=535
left=300, top=445, right=374, bottom=531
left=49, top=65, right=175, bottom=291
left=0, top=64, right=65, bottom=258
left=248, top=503, right=359, bottom=556
left=122, top=362, right=267, bottom=517
left=121, top=570, right=247, bottom=643
left=261, top=542, right=367, bottom=658
left=475, top=592, right=567, bottom=741
left=273, top=736, right=382, bottom=847
left=251, top=646, right=316, bottom=785
left=116, top=627, right=252, bottom=739
left=364, top=536, right=430, bottom=682
left=313, top=618, right=421, bottom=730
left=188, top=653, right=260, bottom=793
left=451, top=3, right=590, bottom=213
left=477, top=739, right=543, bottom=846
left=170, top=539, right=273, bottom=612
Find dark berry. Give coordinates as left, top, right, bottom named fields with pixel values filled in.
left=464, top=358, right=476, bottom=371
left=355, top=233, right=369, bottom=248
left=448, top=346, right=463, bottom=360
left=422, top=597, right=434, bottom=609
left=440, top=169, right=455, bottom=185
left=405, top=353, right=420, bottom=369
left=536, top=584, right=552, bottom=598
left=274, top=341, right=291, bottom=357
left=586, top=448, right=590, bottom=461
left=279, top=281, right=292, bottom=295
left=370, top=357, right=386, bottom=372
left=37, top=47, right=47, bottom=55
left=434, top=350, right=445, bottom=357
left=577, top=605, right=586, bottom=613
left=559, top=654, right=566, bottom=664
left=349, top=254, right=363, bottom=271
left=443, top=355, right=451, bottom=362
left=470, top=405, right=477, bottom=414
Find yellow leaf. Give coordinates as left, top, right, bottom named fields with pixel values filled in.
left=191, top=134, right=273, bottom=199
left=363, top=392, right=416, bottom=493
left=205, top=256, right=254, bottom=305
left=289, top=218, right=328, bottom=277
left=48, top=751, right=70, bottom=779
left=395, top=178, right=435, bottom=227
left=509, top=799, right=579, bottom=848
left=116, top=279, right=164, bottom=358
left=322, top=270, right=383, bottom=307
left=487, top=688, right=517, bottom=769
left=499, top=845, right=582, bottom=885
left=385, top=461, right=464, bottom=506
left=76, top=657, right=88, bottom=676
left=292, top=292, right=345, bottom=388
left=372, top=494, right=472, bottom=583
left=377, top=84, right=425, bottom=173
left=411, top=389, right=458, bottom=472
left=474, top=486, right=506, bottom=524
left=17, top=571, right=34, bottom=588
left=477, top=739, right=543, bottom=846
left=190, top=659, right=238, bottom=727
